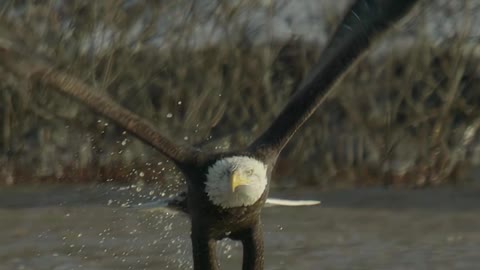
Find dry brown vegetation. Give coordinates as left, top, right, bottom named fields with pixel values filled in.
left=0, top=1, right=479, bottom=188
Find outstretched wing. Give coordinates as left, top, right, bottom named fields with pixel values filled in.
left=0, top=33, right=202, bottom=165
left=249, top=0, right=418, bottom=158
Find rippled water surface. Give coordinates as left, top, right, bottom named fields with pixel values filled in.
left=1, top=185, right=479, bottom=270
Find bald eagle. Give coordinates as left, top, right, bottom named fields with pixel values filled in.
left=0, top=0, right=418, bottom=269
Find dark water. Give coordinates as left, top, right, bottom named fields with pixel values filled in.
left=1, top=185, right=479, bottom=270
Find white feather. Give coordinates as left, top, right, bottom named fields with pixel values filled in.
left=131, top=197, right=321, bottom=213
left=265, top=198, right=321, bottom=206
left=205, top=156, right=267, bottom=208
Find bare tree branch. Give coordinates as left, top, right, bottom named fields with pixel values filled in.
left=0, top=32, right=204, bottom=165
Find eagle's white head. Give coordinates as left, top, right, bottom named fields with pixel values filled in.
left=205, top=156, right=268, bottom=209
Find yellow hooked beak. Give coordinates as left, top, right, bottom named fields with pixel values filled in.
left=231, top=171, right=250, bottom=193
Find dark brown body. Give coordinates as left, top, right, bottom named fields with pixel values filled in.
left=179, top=154, right=275, bottom=270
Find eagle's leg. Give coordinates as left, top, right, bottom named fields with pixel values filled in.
left=240, top=221, right=265, bottom=270
left=191, top=228, right=219, bottom=270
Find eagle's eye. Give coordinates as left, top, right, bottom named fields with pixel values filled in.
left=245, top=169, right=254, bottom=176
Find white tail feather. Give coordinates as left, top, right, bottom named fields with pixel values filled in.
left=129, top=196, right=321, bottom=213
left=265, top=198, right=321, bottom=207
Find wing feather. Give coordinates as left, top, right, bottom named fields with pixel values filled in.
left=249, top=0, right=418, bottom=158
left=0, top=35, right=202, bottom=164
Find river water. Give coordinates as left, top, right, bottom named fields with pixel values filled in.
left=0, top=185, right=479, bottom=270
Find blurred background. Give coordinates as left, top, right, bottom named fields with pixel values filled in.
left=0, top=1, right=480, bottom=269
left=0, top=0, right=480, bottom=188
